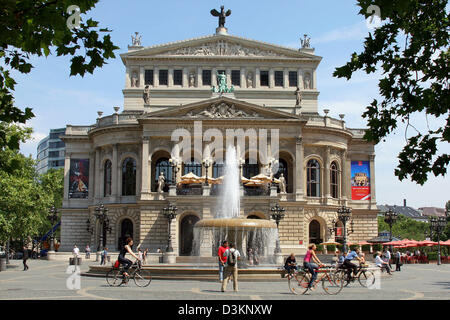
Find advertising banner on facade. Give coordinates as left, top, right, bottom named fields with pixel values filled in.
left=351, top=161, right=371, bottom=200
left=69, top=159, right=89, bottom=199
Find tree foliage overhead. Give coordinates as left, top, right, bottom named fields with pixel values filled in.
left=334, top=0, right=450, bottom=185
left=0, top=0, right=119, bottom=151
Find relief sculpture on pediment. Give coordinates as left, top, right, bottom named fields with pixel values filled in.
left=186, top=103, right=261, bottom=119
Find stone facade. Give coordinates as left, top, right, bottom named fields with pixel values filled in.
left=59, top=29, right=378, bottom=255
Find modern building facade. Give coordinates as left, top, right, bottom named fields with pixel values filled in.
left=36, top=128, right=66, bottom=175
left=59, top=21, right=378, bottom=255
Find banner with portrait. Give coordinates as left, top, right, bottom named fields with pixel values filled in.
left=351, top=161, right=371, bottom=200
left=69, top=159, right=89, bottom=199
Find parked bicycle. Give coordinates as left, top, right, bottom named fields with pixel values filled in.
left=106, top=259, right=151, bottom=287
left=288, top=264, right=343, bottom=295
left=336, top=262, right=375, bottom=288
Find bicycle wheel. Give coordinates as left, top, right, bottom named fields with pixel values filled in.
left=133, top=269, right=152, bottom=287
left=289, top=272, right=310, bottom=295
left=322, top=271, right=344, bottom=295
left=358, top=270, right=375, bottom=288
left=106, top=268, right=123, bottom=287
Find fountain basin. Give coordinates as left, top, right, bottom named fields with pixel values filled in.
left=194, top=218, right=277, bottom=229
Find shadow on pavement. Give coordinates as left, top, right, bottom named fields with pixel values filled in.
left=431, top=281, right=450, bottom=290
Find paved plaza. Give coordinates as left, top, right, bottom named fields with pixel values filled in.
left=0, top=259, right=449, bottom=300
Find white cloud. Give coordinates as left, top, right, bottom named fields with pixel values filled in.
left=314, top=21, right=370, bottom=44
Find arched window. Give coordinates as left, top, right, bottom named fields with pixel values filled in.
left=330, top=161, right=339, bottom=198
left=212, top=162, right=224, bottom=178
left=183, top=158, right=202, bottom=176
left=155, top=158, right=172, bottom=190
left=104, top=160, right=112, bottom=197
left=307, top=159, right=320, bottom=197
left=122, top=157, right=136, bottom=196
left=243, top=158, right=259, bottom=178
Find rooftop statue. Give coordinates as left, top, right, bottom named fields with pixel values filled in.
left=210, top=6, right=231, bottom=28
left=212, top=71, right=234, bottom=93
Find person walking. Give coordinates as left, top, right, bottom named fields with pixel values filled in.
left=142, top=248, right=148, bottom=265
left=217, top=240, right=229, bottom=282
left=22, top=246, right=29, bottom=271
left=221, top=243, right=241, bottom=292
left=100, top=247, right=108, bottom=265
left=72, top=245, right=80, bottom=257
left=395, top=250, right=402, bottom=271
left=303, top=244, right=324, bottom=291
left=385, top=248, right=392, bottom=269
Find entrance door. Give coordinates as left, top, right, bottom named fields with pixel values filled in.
left=309, top=220, right=322, bottom=244
left=118, top=219, right=133, bottom=250
left=180, top=215, right=200, bottom=255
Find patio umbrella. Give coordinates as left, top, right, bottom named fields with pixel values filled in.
left=384, top=240, right=405, bottom=246
left=320, top=241, right=341, bottom=246
left=250, top=173, right=273, bottom=182
left=244, top=179, right=265, bottom=187
left=441, top=239, right=450, bottom=246
left=358, top=241, right=371, bottom=246
left=417, top=240, right=439, bottom=246
left=181, top=172, right=201, bottom=180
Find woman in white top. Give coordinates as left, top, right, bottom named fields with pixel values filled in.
left=375, top=251, right=392, bottom=275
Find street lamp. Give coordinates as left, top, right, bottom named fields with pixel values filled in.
left=47, top=206, right=58, bottom=252
left=336, top=205, right=352, bottom=252
left=163, top=204, right=178, bottom=252
left=384, top=208, right=398, bottom=252
left=202, top=157, right=211, bottom=186
left=429, top=203, right=449, bottom=266
left=94, top=204, right=111, bottom=252
left=270, top=203, right=285, bottom=254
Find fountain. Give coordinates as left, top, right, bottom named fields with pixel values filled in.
left=192, top=145, right=279, bottom=265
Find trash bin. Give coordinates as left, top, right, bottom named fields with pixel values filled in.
left=0, top=257, right=6, bottom=271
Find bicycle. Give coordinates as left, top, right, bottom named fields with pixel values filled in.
left=336, top=262, right=375, bottom=288
left=288, top=264, right=343, bottom=295
left=106, top=260, right=151, bottom=287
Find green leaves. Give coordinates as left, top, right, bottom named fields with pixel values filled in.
left=0, top=0, right=119, bottom=153
left=334, top=0, right=450, bottom=184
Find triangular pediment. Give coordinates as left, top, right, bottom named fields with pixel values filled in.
left=141, top=96, right=302, bottom=121
left=121, top=34, right=321, bottom=61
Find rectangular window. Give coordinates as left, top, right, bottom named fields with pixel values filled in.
left=173, top=70, right=182, bottom=85
left=145, top=70, right=154, bottom=85
left=260, top=71, right=269, bottom=86
left=231, top=70, right=240, bottom=86
left=49, top=141, right=65, bottom=149
left=202, top=70, right=211, bottom=86
left=49, top=151, right=59, bottom=158
left=274, top=71, right=284, bottom=87
left=159, top=70, right=168, bottom=86
left=289, top=71, right=298, bottom=87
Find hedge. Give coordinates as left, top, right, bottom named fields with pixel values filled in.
left=350, top=245, right=358, bottom=251
left=362, top=244, right=371, bottom=252
left=316, top=244, right=324, bottom=252
left=427, top=252, right=438, bottom=261
left=326, top=244, right=336, bottom=252
left=373, top=244, right=382, bottom=251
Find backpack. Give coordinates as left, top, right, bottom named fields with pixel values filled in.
left=228, top=249, right=236, bottom=267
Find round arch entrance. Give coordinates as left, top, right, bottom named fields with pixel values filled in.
left=118, top=219, right=133, bottom=250
left=179, top=215, right=200, bottom=256
left=309, top=219, right=322, bottom=244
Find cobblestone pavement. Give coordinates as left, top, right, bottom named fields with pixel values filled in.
left=0, top=259, right=449, bottom=300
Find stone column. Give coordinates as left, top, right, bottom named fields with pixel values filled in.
left=125, top=66, right=131, bottom=88
left=95, top=148, right=101, bottom=201
left=197, top=67, right=202, bottom=87
left=63, top=152, right=71, bottom=203
left=369, top=154, right=376, bottom=204
left=112, top=144, right=119, bottom=201
left=283, top=68, right=289, bottom=89
left=168, top=67, right=174, bottom=86
left=139, top=67, right=145, bottom=88
left=324, top=147, right=331, bottom=200
left=298, top=68, right=303, bottom=89
left=295, top=137, right=304, bottom=201
left=255, top=68, right=260, bottom=88
left=182, top=67, right=188, bottom=88
left=343, top=151, right=351, bottom=202
left=154, top=66, right=159, bottom=88
left=140, top=137, right=150, bottom=197
left=226, top=68, right=231, bottom=87
left=240, top=68, right=246, bottom=88
left=212, top=68, right=217, bottom=87
left=269, top=68, right=274, bottom=88
left=313, top=70, right=317, bottom=90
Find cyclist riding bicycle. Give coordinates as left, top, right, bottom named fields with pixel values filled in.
left=118, top=237, right=140, bottom=283
left=342, top=248, right=362, bottom=280
left=303, top=244, right=324, bottom=291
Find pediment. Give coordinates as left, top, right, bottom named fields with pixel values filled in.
left=142, top=97, right=301, bottom=121
left=121, top=34, right=321, bottom=61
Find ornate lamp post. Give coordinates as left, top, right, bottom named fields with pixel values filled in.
left=47, top=206, right=58, bottom=252
left=202, top=157, right=212, bottom=186
left=336, top=205, right=352, bottom=252
left=384, top=208, right=398, bottom=252
left=429, top=202, right=449, bottom=265
left=94, top=204, right=111, bottom=252
left=163, top=204, right=178, bottom=252
left=270, top=203, right=285, bottom=254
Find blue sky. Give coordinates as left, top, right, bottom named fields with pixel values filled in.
left=14, top=0, right=449, bottom=208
